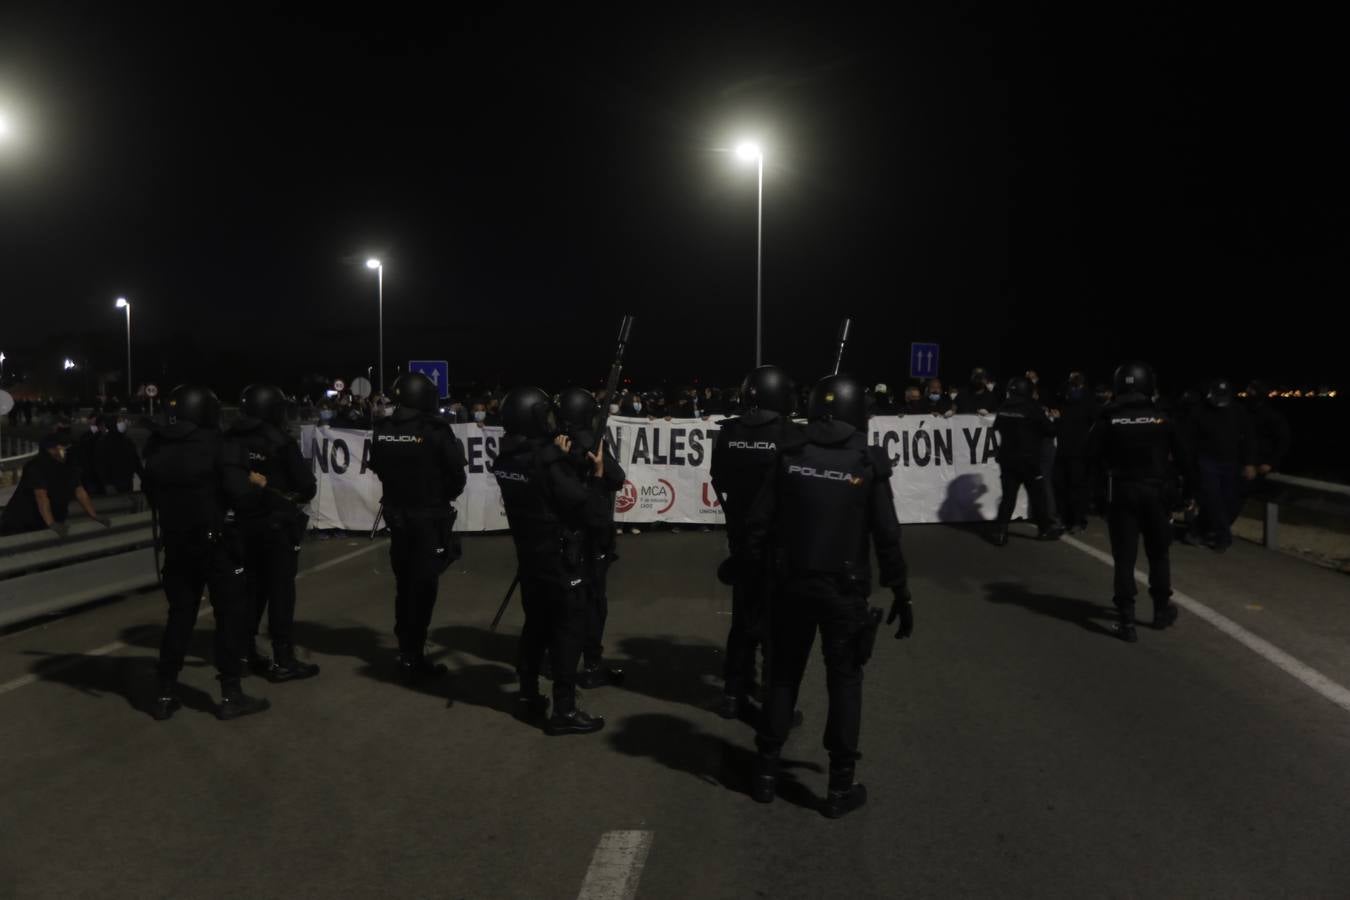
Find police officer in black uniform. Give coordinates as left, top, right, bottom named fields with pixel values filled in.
left=745, top=374, right=912, bottom=818
left=368, top=372, right=468, bottom=682
left=1088, top=362, right=1194, bottom=642
left=227, top=384, right=320, bottom=682
left=991, top=375, right=1063, bottom=545
left=143, top=385, right=270, bottom=721
left=709, top=364, right=797, bottom=720
left=493, top=386, right=604, bottom=735
left=556, top=387, right=627, bottom=689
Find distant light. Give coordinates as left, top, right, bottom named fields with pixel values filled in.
left=735, top=141, right=762, bottom=162
left=115, top=297, right=128, bottom=308
left=0, top=114, right=10, bottom=140
left=63, top=358, right=76, bottom=370
left=366, top=258, right=381, bottom=269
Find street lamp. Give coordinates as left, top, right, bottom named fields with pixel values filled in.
left=736, top=141, right=764, bottom=367
left=366, top=259, right=384, bottom=397
left=115, top=297, right=132, bottom=400
left=0, top=113, right=11, bottom=142
left=63, top=358, right=76, bottom=371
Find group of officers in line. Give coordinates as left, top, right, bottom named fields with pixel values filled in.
left=137, top=357, right=1180, bottom=818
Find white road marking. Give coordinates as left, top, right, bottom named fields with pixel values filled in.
left=0, top=540, right=386, bottom=697
left=1062, top=535, right=1350, bottom=714
left=577, top=830, right=655, bottom=900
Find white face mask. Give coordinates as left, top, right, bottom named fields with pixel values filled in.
left=609, top=403, right=620, bottom=415
left=116, top=421, right=128, bottom=434
left=319, top=410, right=334, bottom=422
left=473, top=410, right=486, bottom=422
left=928, top=393, right=941, bottom=402
left=631, top=402, right=642, bottom=413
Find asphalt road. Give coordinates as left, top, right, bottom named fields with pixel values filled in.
left=2, top=521, right=1349, bottom=899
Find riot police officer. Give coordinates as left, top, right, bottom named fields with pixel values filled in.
left=745, top=374, right=912, bottom=818
left=368, top=372, right=468, bottom=682
left=991, top=375, right=1063, bottom=545
left=143, top=385, right=270, bottom=721
left=709, top=364, right=797, bottom=720
left=493, top=386, right=604, bottom=735
left=227, top=384, right=319, bottom=682
left=556, top=387, right=626, bottom=689
left=1089, top=362, right=1194, bottom=642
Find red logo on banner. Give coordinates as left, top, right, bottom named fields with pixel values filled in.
left=615, top=481, right=638, bottom=514
left=701, top=483, right=721, bottom=509
left=656, top=478, right=676, bottom=514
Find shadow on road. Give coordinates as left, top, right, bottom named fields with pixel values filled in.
left=607, top=712, right=822, bottom=811
left=982, top=581, right=1120, bottom=638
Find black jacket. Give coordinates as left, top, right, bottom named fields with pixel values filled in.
left=1053, top=396, right=1099, bottom=458
left=226, top=417, right=317, bottom=524
left=745, top=419, right=907, bottom=594
left=93, top=430, right=144, bottom=493
left=955, top=388, right=1000, bottom=415
left=711, top=410, right=796, bottom=550
left=493, top=434, right=590, bottom=586
left=994, top=396, right=1055, bottom=466
left=0, top=453, right=80, bottom=535
left=368, top=409, right=468, bottom=512
left=143, top=422, right=257, bottom=537
left=1188, top=404, right=1255, bottom=466
left=1246, top=401, right=1292, bottom=469
left=1088, top=397, right=1195, bottom=493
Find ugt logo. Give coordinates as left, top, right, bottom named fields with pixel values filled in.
left=615, top=480, right=638, bottom=515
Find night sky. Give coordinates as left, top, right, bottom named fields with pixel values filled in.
left=1, top=8, right=1345, bottom=398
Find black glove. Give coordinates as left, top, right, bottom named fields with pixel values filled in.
left=887, top=588, right=914, bottom=639
left=49, top=522, right=70, bottom=540
left=716, top=556, right=740, bottom=586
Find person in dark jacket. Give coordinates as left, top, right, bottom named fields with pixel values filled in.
left=368, top=373, right=469, bottom=682
left=924, top=379, right=953, bottom=416
left=142, top=385, right=269, bottom=721
left=70, top=414, right=104, bottom=495
left=991, top=376, right=1063, bottom=544
left=1051, top=372, right=1098, bottom=533
left=557, top=387, right=627, bottom=689
left=955, top=368, right=999, bottom=415
left=493, top=386, right=605, bottom=735
left=1187, top=378, right=1255, bottom=552
left=899, top=386, right=926, bottom=416
left=744, top=373, right=912, bottom=819
left=93, top=414, right=143, bottom=494
left=0, top=433, right=111, bottom=536
left=1244, top=379, right=1291, bottom=476
left=227, top=384, right=320, bottom=683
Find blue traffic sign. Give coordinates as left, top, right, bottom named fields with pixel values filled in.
left=909, top=342, right=940, bottom=380
left=408, top=360, right=450, bottom=397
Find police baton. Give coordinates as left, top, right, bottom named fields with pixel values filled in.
left=370, top=503, right=384, bottom=540
left=833, top=317, right=853, bottom=375
left=490, top=573, right=520, bottom=631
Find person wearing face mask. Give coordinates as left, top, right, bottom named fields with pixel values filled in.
left=317, top=405, right=336, bottom=425
left=470, top=400, right=489, bottom=426
left=955, top=368, right=999, bottom=415
left=0, top=433, right=112, bottom=536
left=900, top=385, right=926, bottom=416
left=1052, top=372, right=1098, bottom=533
left=71, top=414, right=105, bottom=495
left=924, top=379, right=952, bottom=416
left=619, top=391, right=643, bottom=416
left=93, top=414, right=143, bottom=495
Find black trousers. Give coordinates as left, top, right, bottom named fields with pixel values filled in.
left=158, top=533, right=247, bottom=688
left=756, top=576, right=870, bottom=769
left=1198, top=458, right=1242, bottom=547
left=1106, top=480, right=1173, bottom=619
left=584, top=552, right=611, bottom=664
left=240, top=518, right=301, bottom=649
left=724, top=569, right=770, bottom=698
left=996, top=460, right=1056, bottom=531
left=388, top=517, right=447, bottom=659
left=1054, top=456, right=1091, bottom=528
left=517, top=577, right=587, bottom=712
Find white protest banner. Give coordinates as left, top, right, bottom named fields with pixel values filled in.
left=300, top=414, right=1026, bottom=531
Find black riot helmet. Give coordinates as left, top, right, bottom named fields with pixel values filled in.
left=557, top=387, right=598, bottom=433
left=740, top=365, right=796, bottom=415
left=1113, top=361, right=1156, bottom=400
left=1206, top=377, right=1233, bottom=408
left=392, top=372, right=438, bottom=413
left=167, top=384, right=221, bottom=429
left=807, top=374, right=867, bottom=431
left=501, top=386, right=558, bottom=439
left=1005, top=375, right=1033, bottom=400
left=241, top=384, right=287, bottom=425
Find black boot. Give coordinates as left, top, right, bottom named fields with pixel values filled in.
left=267, top=643, right=320, bottom=682
left=400, top=655, right=449, bottom=683
left=149, top=681, right=181, bottom=722
left=751, top=753, right=778, bottom=804
left=822, top=766, right=868, bottom=819
left=1038, top=523, right=1065, bottom=541
left=578, top=659, right=625, bottom=689
left=516, top=676, right=550, bottom=718
left=718, top=693, right=744, bottom=720
left=217, top=682, right=271, bottom=721
left=991, top=528, right=1008, bottom=547
left=546, top=692, right=604, bottom=735
left=246, top=644, right=272, bottom=677
left=1115, top=606, right=1139, bottom=643
left=1153, top=602, right=1179, bottom=630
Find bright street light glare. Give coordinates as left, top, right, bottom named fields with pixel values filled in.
left=63, top=359, right=75, bottom=370
left=735, top=141, right=762, bottom=162
left=115, top=297, right=128, bottom=308
left=366, top=258, right=381, bottom=269
left=0, top=113, right=11, bottom=140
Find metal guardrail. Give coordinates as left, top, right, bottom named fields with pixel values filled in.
left=0, top=435, right=38, bottom=466
left=1258, top=473, right=1350, bottom=550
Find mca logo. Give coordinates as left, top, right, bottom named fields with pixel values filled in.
left=787, top=464, right=863, bottom=486
left=639, top=479, right=677, bottom=515
left=615, top=480, right=638, bottom=515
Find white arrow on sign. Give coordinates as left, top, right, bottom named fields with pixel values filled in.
left=425, top=369, right=440, bottom=386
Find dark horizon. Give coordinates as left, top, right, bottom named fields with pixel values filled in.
left=2, top=9, right=1346, bottom=397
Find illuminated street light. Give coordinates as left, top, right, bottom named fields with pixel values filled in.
left=735, top=141, right=765, bottom=366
